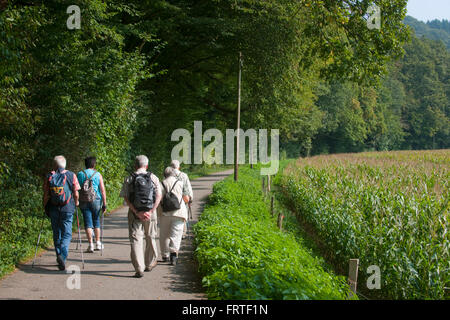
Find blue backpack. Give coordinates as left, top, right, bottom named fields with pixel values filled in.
left=48, top=170, right=73, bottom=206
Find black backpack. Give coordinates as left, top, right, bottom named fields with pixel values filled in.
left=162, top=179, right=182, bottom=212
left=129, top=172, right=155, bottom=212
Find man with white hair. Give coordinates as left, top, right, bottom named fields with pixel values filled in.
left=120, top=155, right=162, bottom=278
left=170, top=159, right=193, bottom=241
left=43, top=155, right=80, bottom=271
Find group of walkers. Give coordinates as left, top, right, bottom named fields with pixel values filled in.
left=42, top=155, right=193, bottom=278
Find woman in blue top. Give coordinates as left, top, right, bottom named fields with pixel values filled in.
left=77, top=156, right=107, bottom=253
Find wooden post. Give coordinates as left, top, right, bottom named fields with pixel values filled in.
left=234, top=51, right=242, bottom=182
left=277, top=212, right=284, bottom=230
left=270, top=196, right=274, bottom=217
left=267, top=175, right=271, bottom=192
left=348, top=259, right=359, bottom=298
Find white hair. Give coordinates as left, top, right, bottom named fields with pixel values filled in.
left=170, top=159, right=180, bottom=169
left=135, top=155, right=149, bottom=168
left=53, top=155, right=66, bottom=169
left=164, top=166, right=175, bottom=178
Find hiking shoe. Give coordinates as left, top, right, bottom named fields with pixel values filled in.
left=170, top=252, right=178, bottom=266
left=134, top=272, right=144, bottom=278
left=86, top=242, right=94, bottom=253
left=95, top=241, right=104, bottom=251
left=56, top=255, right=65, bottom=271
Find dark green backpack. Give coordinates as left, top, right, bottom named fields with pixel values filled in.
left=162, top=179, right=182, bottom=212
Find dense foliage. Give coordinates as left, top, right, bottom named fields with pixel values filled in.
left=194, top=166, right=350, bottom=300
left=0, top=0, right=149, bottom=278
left=404, top=16, right=450, bottom=49
left=278, top=150, right=449, bottom=299
left=1, top=0, right=412, bottom=277
left=1, top=0, right=448, bottom=288
left=307, top=29, right=449, bottom=156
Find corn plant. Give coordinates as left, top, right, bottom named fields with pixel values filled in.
left=279, top=150, right=449, bottom=299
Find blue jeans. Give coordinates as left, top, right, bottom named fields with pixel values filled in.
left=49, top=208, right=74, bottom=262
left=80, top=198, right=102, bottom=229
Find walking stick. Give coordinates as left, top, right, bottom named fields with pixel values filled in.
left=187, top=202, right=193, bottom=239
left=75, top=207, right=85, bottom=269
left=75, top=207, right=79, bottom=251
left=185, top=218, right=190, bottom=240
left=32, top=213, right=46, bottom=268
left=101, top=210, right=104, bottom=256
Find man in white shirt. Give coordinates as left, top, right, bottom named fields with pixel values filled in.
left=120, top=155, right=162, bottom=278
left=170, top=160, right=193, bottom=203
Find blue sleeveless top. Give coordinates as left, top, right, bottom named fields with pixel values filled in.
left=77, top=169, right=102, bottom=201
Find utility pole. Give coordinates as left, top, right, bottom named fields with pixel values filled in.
left=234, top=51, right=242, bottom=181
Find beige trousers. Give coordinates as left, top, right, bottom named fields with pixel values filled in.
left=128, top=211, right=158, bottom=273
left=159, top=215, right=185, bottom=258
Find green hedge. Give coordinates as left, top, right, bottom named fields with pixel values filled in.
left=193, top=166, right=350, bottom=300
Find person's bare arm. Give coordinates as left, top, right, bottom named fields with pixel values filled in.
left=153, top=192, right=162, bottom=211
left=185, top=175, right=193, bottom=202
left=151, top=177, right=162, bottom=213
left=124, top=196, right=138, bottom=214
left=121, top=177, right=143, bottom=220
left=73, top=190, right=79, bottom=207
left=72, top=174, right=80, bottom=207
left=142, top=192, right=161, bottom=221
left=99, top=174, right=107, bottom=207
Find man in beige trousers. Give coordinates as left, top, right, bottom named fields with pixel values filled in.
left=120, top=155, right=162, bottom=278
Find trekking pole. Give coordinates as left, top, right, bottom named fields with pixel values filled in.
left=185, top=218, right=190, bottom=240
left=75, top=207, right=85, bottom=269
left=101, top=210, right=104, bottom=256
left=32, top=213, right=46, bottom=268
left=188, top=203, right=193, bottom=239
left=75, top=208, right=79, bottom=251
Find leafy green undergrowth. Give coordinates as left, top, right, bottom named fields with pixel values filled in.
left=0, top=172, right=52, bottom=278
left=194, top=166, right=350, bottom=300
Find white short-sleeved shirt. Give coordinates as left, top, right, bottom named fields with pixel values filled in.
left=173, top=169, right=193, bottom=200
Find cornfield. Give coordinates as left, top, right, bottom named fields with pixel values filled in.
left=280, top=150, right=449, bottom=299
